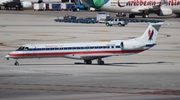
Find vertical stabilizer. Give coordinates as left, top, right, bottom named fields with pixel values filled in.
left=138, top=22, right=164, bottom=44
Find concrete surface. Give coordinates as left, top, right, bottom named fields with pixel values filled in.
left=0, top=10, right=180, bottom=100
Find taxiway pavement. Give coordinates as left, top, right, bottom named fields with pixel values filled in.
left=0, top=11, right=180, bottom=100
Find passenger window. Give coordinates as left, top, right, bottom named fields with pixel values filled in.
left=85, top=47, right=89, bottom=49
left=116, top=46, right=120, bottom=48
left=67, top=47, right=70, bottom=50
left=90, top=47, right=94, bottom=49
left=51, top=48, right=54, bottom=50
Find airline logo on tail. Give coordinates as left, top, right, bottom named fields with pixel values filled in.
left=148, top=29, right=154, bottom=40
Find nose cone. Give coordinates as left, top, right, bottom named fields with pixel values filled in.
left=5, top=54, right=10, bottom=60
left=5, top=51, right=14, bottom=60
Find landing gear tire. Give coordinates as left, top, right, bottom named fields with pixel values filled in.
left=14, top=61, right=19, bottom=66
left=175, top=13, right=180, bottom=18
left=129, top=14, right=135, bottom=18
left=142, top=14, right=149, bottom=18
left=97, top=58, right=105, bottom=65
left=84, top=60, right=92, bottom=64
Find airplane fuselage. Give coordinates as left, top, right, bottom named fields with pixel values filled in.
left=6, top=40, right=150, bottom=60
left=101, top=0, right=180, bottom=13
left=82, top=0, right=180, bottom=17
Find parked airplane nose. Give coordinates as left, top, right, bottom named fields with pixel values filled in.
left=82, top=0, right=109, bottom=8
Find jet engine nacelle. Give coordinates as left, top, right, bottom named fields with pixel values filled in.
left=157, top=7, right=172, bottom=16
left=120, top=41, right=145, bottom=50
left=21, top=1, right=32, bottom=8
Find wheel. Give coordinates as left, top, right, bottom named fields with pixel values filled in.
left=129, top=14, right=135, bottom=18
left=118, top=23, right=122, bottom=27
left=14, top=61, right=19, bottom=66
left=122, top=24, right=125, bottom=27
left=84, top=60, right=92, bottom=64
left=146, top=14, right=149, bottom=18
left=106, top=23, right=109, bottom=26
left=175, top=13, right=180, bottom=17
left=77, top=8, right=80, bottom=11
left=97, top=58, right=105, bottom=65
left=142, top=13, right=149, bottom=18
left=100, top=61, right=104, bottom=65
left=98, top=61, right=104, bottom=65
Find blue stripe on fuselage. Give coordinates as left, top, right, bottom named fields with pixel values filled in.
left=146, top=44, right=155, bottom=47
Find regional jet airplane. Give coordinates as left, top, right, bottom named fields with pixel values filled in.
left=5, top=22, right=163, bottom=65
left=81, top=0, right=180, bottom=18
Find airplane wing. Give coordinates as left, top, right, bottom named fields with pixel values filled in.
left=131, top=6, right=160, bottom=13
left=131, top=2, right=167, bottom=13
left=80, top=54, right=113, bottom=60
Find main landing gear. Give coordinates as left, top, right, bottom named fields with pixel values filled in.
left=84, top=58, right=105, bottom=65
left=14, top=61, right=19, bottom=66
left=142, top=11, right=149, bottom=18
left=97, top=58, right=104, bottom=65
left=84, top=60, right=92, bottom=64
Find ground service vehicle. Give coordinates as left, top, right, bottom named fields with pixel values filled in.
left=71, top=4, right=88, bottom=11
left=106, top=19, right=128, bottom=27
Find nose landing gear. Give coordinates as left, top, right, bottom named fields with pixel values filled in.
left=14, top=61, right=19, bottom=66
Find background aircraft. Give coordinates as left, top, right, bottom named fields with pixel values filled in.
left=5, top=22, right=164, bottom=65
left=0, top=0, right=62, bottom=10
left=81, top=0, right=180, bottom=18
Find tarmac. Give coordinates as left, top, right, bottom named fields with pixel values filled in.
left=0, top=10, right=180, bottom=100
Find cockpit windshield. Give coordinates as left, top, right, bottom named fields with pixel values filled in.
left=18, top=46, right=24, bottom=50
left=17, top=46, right=29, bottom=51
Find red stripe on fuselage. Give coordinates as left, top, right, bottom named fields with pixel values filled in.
left=8, top=50, right=145, bottom=57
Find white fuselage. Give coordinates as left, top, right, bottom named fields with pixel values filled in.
left=100, top=0, right=180, bottom=13
left=6, top=40, right=149, bottom=60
